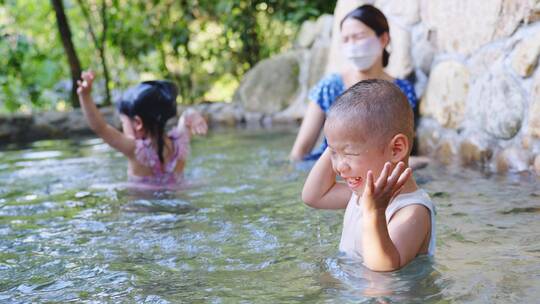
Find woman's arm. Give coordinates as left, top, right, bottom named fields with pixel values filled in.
left=289, top=102, right=326, bottom=161
left=302, top=148, right=352, bottom=209
left=77, top=71, right=135, bottom=157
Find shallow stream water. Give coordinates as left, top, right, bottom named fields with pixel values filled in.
left=0, top=129, right=539, bottom=303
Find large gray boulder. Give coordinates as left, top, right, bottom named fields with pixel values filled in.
left=233, top=14, right=334, bottom=120
left=233, top=50, right=303, bottom=114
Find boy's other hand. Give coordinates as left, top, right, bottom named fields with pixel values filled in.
left=77, top=70, right=95, bottom=97
left=361, top=162, right=411, bottom=214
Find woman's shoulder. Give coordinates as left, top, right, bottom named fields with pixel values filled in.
left=394, top=78, right=417, bottom=107
left=394, top=78, right=415, bottom=94
left=394, top=78, right=414, bottom=91
left=316, top=73, right=344, bottom=88
left=309, top=73, right=345, bottom=112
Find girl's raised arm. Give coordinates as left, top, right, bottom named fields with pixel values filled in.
left=77, top=71, right=135, bottom=157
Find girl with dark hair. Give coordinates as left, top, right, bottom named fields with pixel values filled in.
left=290, top=4, right=419, bottom=162
left=77, top=70, right=207, bottom=187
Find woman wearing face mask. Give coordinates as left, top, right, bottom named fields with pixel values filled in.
left=290, top=4, right=419, bottom=162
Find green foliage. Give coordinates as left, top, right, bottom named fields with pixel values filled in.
left=0, top=0, right=336, bottom=113
left=1, top=1, right=67, bottom=112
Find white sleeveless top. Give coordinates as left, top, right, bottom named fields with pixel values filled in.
left=339, top=189, right=436, bottom=260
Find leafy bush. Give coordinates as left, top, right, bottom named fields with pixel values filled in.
left=0, top=0, right=335, bottom=113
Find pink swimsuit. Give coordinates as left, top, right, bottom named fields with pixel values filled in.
left=128, top=127, right=190, bottom=186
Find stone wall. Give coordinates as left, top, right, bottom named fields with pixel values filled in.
left=328, top=0, right=540, bottom=174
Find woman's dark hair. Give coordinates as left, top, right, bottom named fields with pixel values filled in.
left=117, top=80, right=178, bottom=164
left=340, top=5, right=390, bottom=67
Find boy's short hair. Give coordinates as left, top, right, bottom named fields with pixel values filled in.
left=327, top=79, right=414, bottom=152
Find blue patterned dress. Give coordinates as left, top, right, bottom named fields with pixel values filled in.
left=305, top=74, right=418, bottom=160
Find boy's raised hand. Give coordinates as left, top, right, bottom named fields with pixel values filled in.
left=361, top=162, right=412, bottom=213
left=77, top=70, right=95, bottom=97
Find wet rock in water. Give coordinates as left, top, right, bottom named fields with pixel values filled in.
left=244, top=112, right=263, bottom=127
left=205, top=103, right=243, bottom=127
left=67, top=110, right=87, bottom=133
left=410, top=156, right=430, bottom=170
left=35, top=111, right=68, bottom=126
left=414, top=173, right=432, bottom=186
left=101, top=107, right=121, bottom=128
left=435, top=137, right=458, bottom=165
left=261, top=114, right=274, bottom=128
left=495, top=147, right=532, bottom=173
left=459, top=135, right=493, bottom=167
left=0, top=114, right=34, bottom=142
left=416, top=118, right=443, bottom=155
left=421, top=61, right=470, bottom=129
left=272, top=101, right=305, bottom=123
left=64, top=107, right=118, bottom=134
left=499, top=206, right=540, bottom=214
left=431, top=191, right=450, bottom=198
left=534, top=154, right=540, bottom=175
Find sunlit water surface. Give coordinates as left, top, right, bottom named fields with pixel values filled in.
left=0, top=129, right=539, bottom=303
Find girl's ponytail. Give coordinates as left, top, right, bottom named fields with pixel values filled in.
left=156, top=123, right=166, bottom=164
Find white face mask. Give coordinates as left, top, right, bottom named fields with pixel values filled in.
left=342, top=36, right=382, bottom=71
